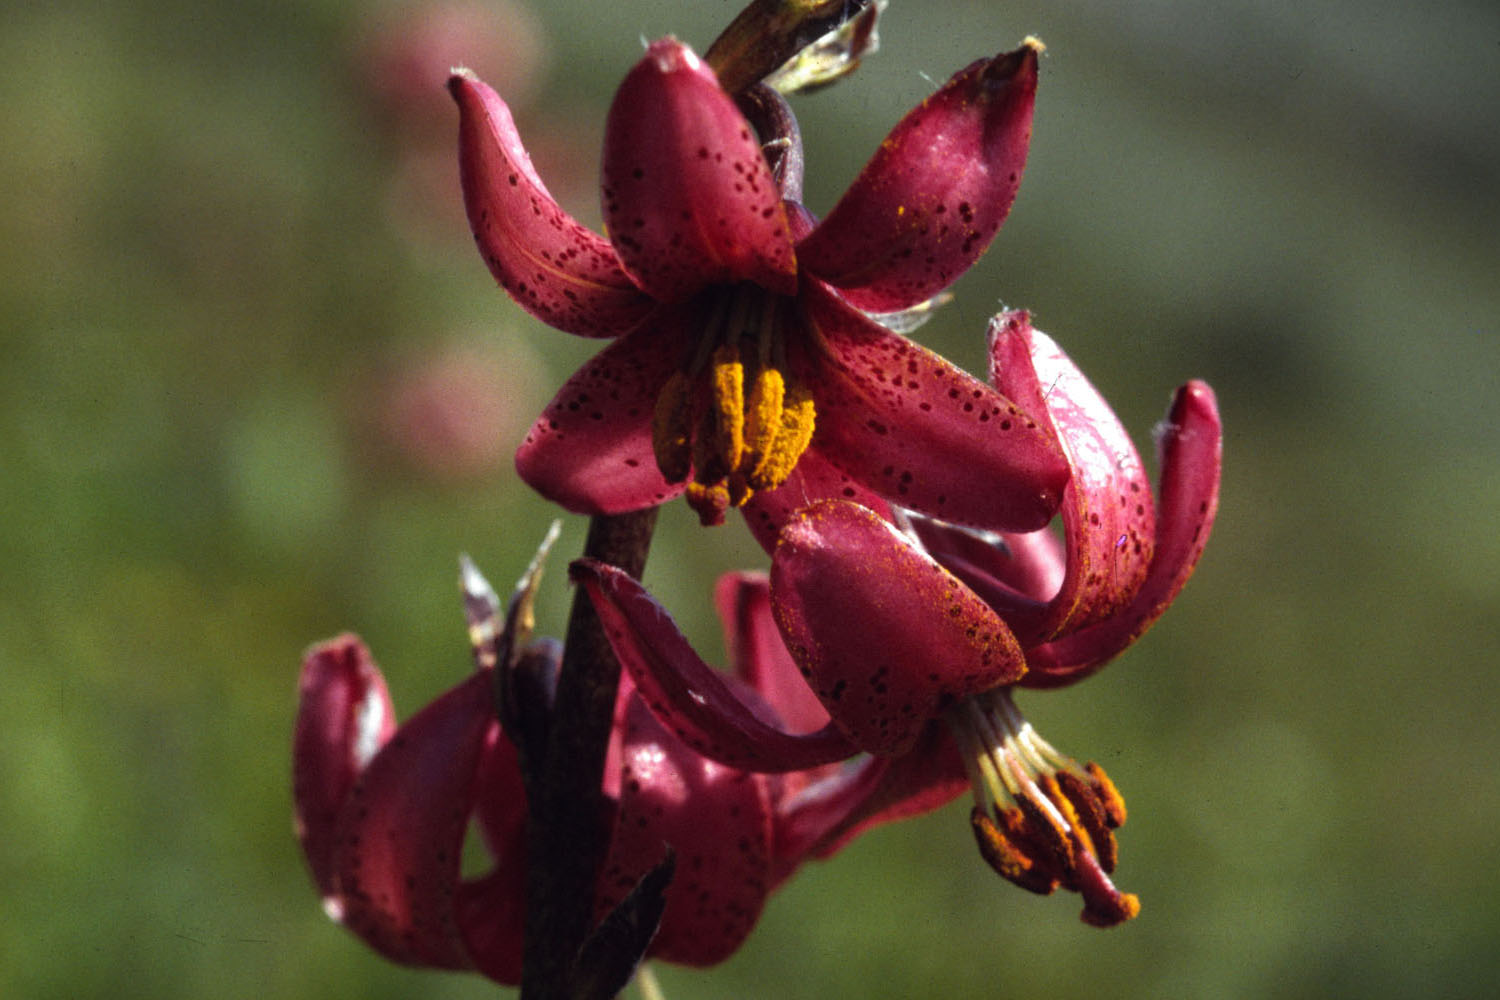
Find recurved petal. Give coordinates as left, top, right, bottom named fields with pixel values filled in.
left=775, top=725, right=969, bottom=881
left=294, top=634, right=395, bottom=899
left=741, top=446, right=893, bottom=554
left=602, top=39, right=798, bottom=302
left=796, top=41, right=1039, bottom=313
left=598, top=697, right=774, bottom=967
left=796, top=284, right=1068, bottom=533
left=454, top=730, right=528, bottom=987
left=989, top=312, right=1155, bottom=641
left=515, top=306, right=693, bottom=514
left=1024, top=381, right=1222, bottom=687
left=572, top=558, right=855, bottom=772
left=449, top=70, right=653, bottom=336
left=770, top=500, right=1028, bottom=756
left=329, top=671, right=495, bottom=969
left=715, top=571, right=832, bottom=736
left=906, top=513, right=1057, bottom=630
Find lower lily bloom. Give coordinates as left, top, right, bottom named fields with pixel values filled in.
left=292, top=561, right=863, bottom=981
left=575, top=313, right=1222, bottom=925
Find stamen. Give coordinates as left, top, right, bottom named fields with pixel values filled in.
left=651, top=372, right=694, bottom=484
left=650, top=284, right=820, bottom=520
left=741, top=366, right=786, bottom=479
left=947, top=688, right=1140, bottom=926
left=708, top=343, right=746, bottom=473
left=749, top=386, right=815, bottom=491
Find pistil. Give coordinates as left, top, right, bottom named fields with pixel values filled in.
left=948, top=687, right=1140, bottom=927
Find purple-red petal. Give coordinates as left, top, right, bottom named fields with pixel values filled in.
left=906, top=514, right=1058, bottom=627
left=515, top=307, right=692, bottom=514
left=572, top=559, right=855, bottom=771
left=449, top=70, right=653, bottom=336
left=741, top=446, right=894, bottom=554
left=329, top=671, right=495, bottom=969
left=795, top=283, right=1068, bottom=533
left=989, top=312, right=1155, bottom=641
left=775, top=725, right=969, bottom=877
left=455, top=728, right=528, bottom=986
left=1025, top=381, right=1222, bottom=686
left=714, top=572, right=831, bottom=735
left=294, top=635, right=396, bottom=899
left=599, top=697, right=774, bottom=966
left=796, top=43, right=1038, bottom=313
left=770, top=500, right=1028, bottom=756
left=602, top=39, right=797, bottom=301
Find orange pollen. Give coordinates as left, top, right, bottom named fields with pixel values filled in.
left=649, top=286, right=816, bottom=525
left=948, top=687, right=1140, bottom=927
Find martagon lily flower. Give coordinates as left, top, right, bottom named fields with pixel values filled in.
left=293, top=557, right=870, bottom=981
left=574, top=312, right=1222, bottom=925
left=449, top=36, right=1068, bottom=528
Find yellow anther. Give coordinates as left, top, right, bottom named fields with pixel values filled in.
left=708, top=343, right=746, bottom=474
left=748, top=385, right=816, bottom=491
left=651, top=372, right=694, bottom=484
left=741, top=366, right=786, bottom=477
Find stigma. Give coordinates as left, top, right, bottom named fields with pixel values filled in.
left=651, top=284, right=816, bottom=525
left=947, top=687, right=1141, bottom=927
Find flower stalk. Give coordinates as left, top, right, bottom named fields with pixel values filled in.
left=522, top=509, right=659, bottom=1000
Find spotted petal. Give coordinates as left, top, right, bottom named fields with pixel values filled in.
left=602, top=39, right=798, bottom=302
left=1024, top=381, right=1222, bottom=686
left=572, top=559, right=855, bottom=772
left=990, top=312, right=1155, bottom=642
left=515, top=305, right=694, bottom=514
left=796, top=282, right=1068, bottom=533
left=329, top=671, right=495, bottom=969
left=714, top=571, right=831, bottom=736
left=294, top=635, right=396, bottom=899
left=797, top=42, right=1038, bottom=313
left=774, top=725, right=969, bottom=882
left=450, top=70, right=653, bottom=337
left=599, top=697, right=774, bottom=966
left=770, top=500, right=1028, bottom=756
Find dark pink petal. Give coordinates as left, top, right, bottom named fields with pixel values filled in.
left=515, top=307, right=693, bottom=514
left=454, top=729, right=528, bottom=986
left=449, top=70, right=653, bottom=336
left=990, top=312, right=1155, bottom=641
left=775, top=726, right=969, bottom=882
left=1024, top=381, right=1222, bottom=687
left=294, top=634, right=395, bottom=898
left=602, top=39, right=798, bottom=301
left=907, top=514, right=1057, bottom=628
left=795, top=283, right=1068, bottom=533
left=454, top=868, right=525, bottom=986
left=715, top=572, right=831, bottom=735
left=330, top=671, right=495, bottom=969
left=599, top=697, right=774, bottom=967
left=572, top=559, right=855, bottom=771
left=741, top=446, right=893, bottom=554
left=796, top=43, right=1038, bottom=313
left=770, top=500, right=1028, bottom=756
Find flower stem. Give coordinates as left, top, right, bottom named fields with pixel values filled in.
left=521, top=509, right=659, bottom=1000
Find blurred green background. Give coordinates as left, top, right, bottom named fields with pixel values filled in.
left=4, top=0, right=1497, bottom=997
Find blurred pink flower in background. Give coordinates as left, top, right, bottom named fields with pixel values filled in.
left=354, top=0, right=550, bottom=140
left=372, top=338, right=543, bottom=482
